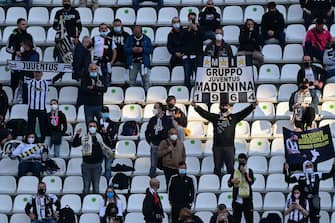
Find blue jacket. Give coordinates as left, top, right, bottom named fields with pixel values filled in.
left=124, top=34, right=152, bottom=67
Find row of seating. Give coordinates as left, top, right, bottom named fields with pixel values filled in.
left=0, top=4, right=309, bottom=27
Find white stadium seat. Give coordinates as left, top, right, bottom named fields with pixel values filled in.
left=93, top=8, right=114, bottom=25
left=263, top=192, right=285, bottom=211
left=6, top=7, right=27, bottom=25
left=115, top=8, right=136, bottom=25
left=66, top=158, right=82, bottom=176
left=17, top=176, right=38, bottom=194
left=268, top=156, right=285, bottom=174
left=28, top=7, right=49, bottom=25
left=171, top=66, right=184, bottom=84
left=157, top=7, right=178, bottom=25
left=287, top=4, right=303, bottom=23
left=253, top=102, right=275, bottom=120
left=256, top=84, right=277, bottom=102
left=251, top=120, right=272, bottom=138
left=42, top=176, right=62, bottom=194
left=82, top=194, right=103, bottom=213
left=0, top=158, right=18, bottom=176
left=0, top=195, right=12, bottom=213
left=125, top=213, right=145, bottom=223
left=79, top=213, right=100, bottom=223
left=280, top=64, right=300, bottom=83
left=223, top=25, right=240, bottom=44
left=13, top=194, right=30, bottom=213
left=244, top=5, right=264, bottom=24
left=0, top=214, right=8, bottom=223
left=184, top=139, right=203, bottom=157
left=146, top=86, right=168, bottom=103
left=152, top=47, right=171, bottom=65
left=168, top=86, right=189, bottom=104
left=136, top=7, right=157, bottom=25
left=283, top=44, right=304, bottom=63
left=179, top=7, right=199, bottom=24
left=266, top=174, right=287, bottom=192
left=278, top=84, right=298, bottom=102
left=2, top=26, right=16, bottom=44
left=222, top=6, right=243, bottom=25
left=150, top=66, right=170, bottom=84
left=76, top=8, right=92, bottom=25
left=121, top=104, right=143, bottom=122
left=115, top=140, right=137, bottom=159
left=0, top=176, right=16, bottom=194
left=262, top=44, right=282, bottom=63
left=63, top=176, right=83, bottom=194
left=127, top=194, right=145, bottom=212
left=286, top=24, right=306, bottom=43
left=258, top=64, right=280, bottom=83
left=249, top=138, right=270, bottom=156
left=59, top=87, right=78, bottom=105
left=323, top=83, right=335, bottom=101
left=247, top=156, right=268, bottom=174
left=0, top=47, right=12, bottom=64
left=104, top=87, right=124, bottom=105
left=198, top=174, right=220, bottom=192
left=124, top=87, right=146, bottom=104
left=10, top=214, right=29, bottom=223
left=195, top=193, right=217, bottom=211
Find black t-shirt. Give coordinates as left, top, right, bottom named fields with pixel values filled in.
left=83, top=136, right=104, bottom=164
left=0, top=127, right=10, bottom=143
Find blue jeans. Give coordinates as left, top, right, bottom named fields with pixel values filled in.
left=45, top=136, right=61, bottom=157
left=84, top=105, right=102, bottom=125
left=311, top=89, right=321, bottom=114
left=104, top=156, right=114, bottom=182
left=304, top=40, right=324, bottom=62
left=182, top=57, right=198, bottom=90
left=82, top=162, right=102, bottom=194
left=132, top=0, right=163, bottom=9
left=149, top=144, right=159, bottom=178
left=18, top=160, right=42, bottom=178
left=129, top=63, right=150, bottom=91
left=32, top=219, right=57, bottom=223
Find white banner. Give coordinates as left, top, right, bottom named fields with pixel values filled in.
left=7, top=60, right=73, bottom=73
left=193, top=56, right=256, bottom=103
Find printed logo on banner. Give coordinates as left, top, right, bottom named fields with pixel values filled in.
left=283, top=125, right=335, bottom=171
left=194, top=55, right=255, bottom=103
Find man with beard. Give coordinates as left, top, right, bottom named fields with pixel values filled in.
left=192, top=101, right=256, bottom=177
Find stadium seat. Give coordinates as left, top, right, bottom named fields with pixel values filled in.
left=58, top=87, right=78, bottom=105
left=58, top=105, right=76, bottom=123
left=10, top=214, right=29, bottom=223
left=121, top=104, right=143, bottom=122
left=320, top=178, right=334, bottom=192
left=2, top=86, right=13, bottom=104
left=280, top=64, right=300, bottom=83
left=186, top=121, right=206, bottom=139
left=6, top=7, right=27, bottom=25
left=63, top=176, right=83, bottom=194
left=278, top=84, right=298, bottom=102
left=79, top=213, right=100, bottom=223
left=283, top=44, right=304, bottom=63
left=266, top=174, right=287, bottom=192
left=276, top=102, right=292, bottom=120
left=115, top=140, right=136, bottom=159
left=318, top=159, right=333, bottom=173
left=198, top=174, right=220, bottom=192
left=232, top=103, right=253, bottom=120
left=125, top=213, right=145, bottom=223
left=0, top=66, right=11, bottom=85
left=157, top=7, right=178, bottom=25
left=182, top=0, right=202, bottom=4
left=171, top=66, right=184, bottom=85
left=184, top=139, right=203, bottom=157
left=244, top=5, right=264, bottom=23
left=40, top=176, right=62, bottom=194
left=0, top=195, right=12, bottom=213
left=258, top=64, right=280, bottom=83
left=263, top=192, right=285, bottom=211
left=262, top=44, right=282, bottom=63
left=320, top=211, right=330, bottom=223
left=143, top=104, right=154, bottom=121
left=82, top=194, right=103, bottom=213
left=76, top=8, right=92, bottom=25
left=223, top=25, right=240, bottom=44
left=0, top=214, right=8, bottom=223
left=124, top=87, right=146, bottom=104
left=13, top=194, right=30, bottom=213
left=220, top=174, right=232, bottom=192
left=152, top=47, right=171, bottom=65
left=201, top=156, right=214, bottom=174
left=218, top=192, right=233, bottom=210
left=142, top=27, right=155, bottom=42
left=235, top=121, right=251, bottom=139
left=287, top=4, right=303, bottom=23
left=251, top=120, right=272, bottom=138
left=252, top=174, right=265, bottom=192
left=187, top=103, right=208, bottom=122
left=115, top=8, right=136, bottom=25
left=66, top=158, right=82, bottom=176
left=0, top=47, right=12, bottom=64
left=146, top=86, right=168, bottom=103
left=131, top=176, right=150, bottom=194
left=104, top=87, right=124, bottom=105
left=271, top=138, right=285, bottom=156
left=225, top=0, right=244, bottom=4
left=195, top=193, right=217, bottom=211
left=323, top=83, right=335, bottom=101
left=262, top=211, right=283, bottom=222
left=28, top=7, right=49, bottom=25
left=249, top=138, right=270, bottom=156
left=256, top=84, right=277, bottom=102
left=159, top=193, right=171, bottom=212
left=150, top=66, right=170, bottom=84
left=247, top=156, right=268, bottom=174
left=273, top=120, right=294, bottom=138
left=93, top=8, right=114, bottom=25
left=97, top=0, right=117, bottom=5
left=111, top=67, right=126, bottom=84
left=127, top=194, right=145, bottom=212
left=168, top=86, right=189, bottom=104
left=17, top=176, right=38, bottom=194
left=137, top=140, right=151, bottom=157
left=133, top=157, right=150, bottom=176
left=253, top=192, right=263, bottom=210
left=286, top=24, right=306, bottom=43
left=253, top=102, right=275, bottom=120
left=49, top=7, right=62, bottom=24
left=180, top=7, right=199, bottom=24
left=0, top=158, right=18, bottom=176
left=196, top=211, right=212, bottom=223
left=268, top=156, right=285, bottom=174
left=136, top=7, right=157, bottom=25
left=186, top=157, right=201, bottom=175
left=320, top=192, right=332, bottom=210
left=0, top=7, right=4, bottom=25
left=155, top=27, right=171, bottom=45
left=235, top=139, right=248, bottom=156
left=0, top=176, right=16, bottom=194
left=2, top=26, right=16, bottom=44
left=222, top=6, right=243, bottom=25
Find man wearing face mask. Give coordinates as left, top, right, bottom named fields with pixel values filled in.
left=145, top=102, right=173, bottom=178
left=198, top=0, right=221, bottom=41
left=12, top=132, right=48, bottom=177
left=168, top=162, right=195, bottom=223
left=297, top=55, right=327, bottom=115
left=323, top=38, right=335, bottom=77
left=301, top=0, right=335, bottom=29
left=167, top=17, right=183, bottom=68
left=98, top=106, right=118, bottom=181
left=228, top=153, right=254, bottom=223
left=304, top=18, right=332, bottom=62
left=73, top=121, right=114, bottom=194
left=289, top=79, right=317, bottom=131
left=210, top=204, right=233, bottom=223
left=204, top=27, right=233, bottom=58
left=108, top=19, right=130, bottom=67
left=80, top=63, right=107, bottom=125
left=142, top=178, right=164, bottom=223
left=165, top=96, right=187, bottom=142
left=46, top=99, right=67, bottom=158
left=73, top=36, right=92, bottom=82
left=284, top=159, right=335, bottom=223
left=25, top=182, right=60, bottom=223
left=192, top=101, right=256, bottom=177
left=53, top=0, right=82, bottom=40
left=157, top=128, right=186, bottom=186
left=92, top=23, right=117, bottom=84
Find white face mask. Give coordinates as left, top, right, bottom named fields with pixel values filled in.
left=51, top=104, right=58, bottom=110
left=89, top=127, right=97, bottom=134
left=173, top=23, right=181, bottom=29
left=170, top=134, right=178, bottom=141
left=306, top=167, right=313, bottom=174
left=27, top=137, right=35, bottom=144
left=215, top=33, right=223, bottom=41
left=152, top=108, right=159, bottom=115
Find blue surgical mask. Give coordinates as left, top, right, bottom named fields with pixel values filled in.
left=90, top=72, right=97, bottom=78
left=100, top=31, right=108, bottom=37
left=102, top=113, right=109, bottom=119
left=179, top=168, right=187, bottom=175
left=173, top=23, right=181, bottom=30
left=113, top=26, right=121, bottom=33
left=107, top=191, right=114, bottom=198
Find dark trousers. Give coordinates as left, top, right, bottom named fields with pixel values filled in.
left=261, top=31, right=286, bottom=47
left=303, top=10, right=334, bottom=29
left=18, top=160, right=42, bottom=177
left=294, top=107, right=315, bottom=130
left=171, top=204, right=191, bottom=223
left=82, top=162, right=102, bottom=194
left=163, top=167, right=178, bottom=187
left=308, top=197, right=320, bottom=223
left=133, top=0, right=163, bottom=9
left=232, top=200, right=253, bottom=223
left=213, top=146, right=235, bottom=177
left=304, top=40, right=324, bottom=62
left=182, top=57, right=198, bottom=90
left=27, top=109, right=47, bottom=141
left=84, top=105, right=102, bottom=125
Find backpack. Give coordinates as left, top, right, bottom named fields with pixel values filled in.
left=111, top=173, right=130, bottom=190
left=6, top=119, right=27, bottom=137
left=121, top=121, right=137, bottom=136
left=58, top=206, right=76, bottom=223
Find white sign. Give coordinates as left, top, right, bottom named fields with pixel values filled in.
left=7, top=60, right=73, bottom=73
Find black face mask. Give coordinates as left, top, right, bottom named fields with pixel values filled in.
left=38, top=188, right=46, bottom=195
left=331, top=44, right=335, bottom=49
left=168, top=104, right=175, bottom=109
left=304, top=62, right=311, bottom=68
left=220, top=107, right=228, bottom=113
left=300, top=85, right=308, bottom=90
left=63, top=3, right=71, bottom=9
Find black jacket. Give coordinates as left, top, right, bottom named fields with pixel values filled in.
left=297, top=65, right=328, bottom=90
left=72, top=134, right=104, bottom=164
left=228, top=168, right=254, bottom=202
left=195, top=105, right=255, bottom=147
left=73, top=42, right=91, bottom=80
left=204, top=40, right=233, bottom=58
left=142, top=188, right=164, bottom=223
left=167, top=106, right=188, bottom=128
left=181, top=27, right=203, bottom=56
left=47, top=110, right=67, bottom=134
left=288, top=89, right=318, bottom=112
left=80, top=75, right=107, bottom=106
left=261, top=10, right=285, bottom=36
left=98, top=117, right=118, bottom=148
left=0, top=88, right=8, bottom=117
left=145, top=115, right=173, bottom=146
left=168, top=174, right=195, bottom=206
left=209, top=212, right=233, bottom=223
left=53, top=7, right=82, bottom=38
left=238, top=25, right=262, bottom=52
left=25, top=194, right=60, bottom=220
left=167, top=29, right=183, bottom=67
left=108, top=30, right=130, bottom=64
left=6, top=28, right=34, bottom=59
left=198, top=7, right=221, bottom=32
left=300, top=0, right=334, bottom=11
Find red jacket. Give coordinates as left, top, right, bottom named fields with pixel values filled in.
left=304, top=28, right=331, bottom=51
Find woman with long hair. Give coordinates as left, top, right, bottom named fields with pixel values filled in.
left=284, top=185, right=309, bottom=223
left=99, top=186, right=124, bottom=223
